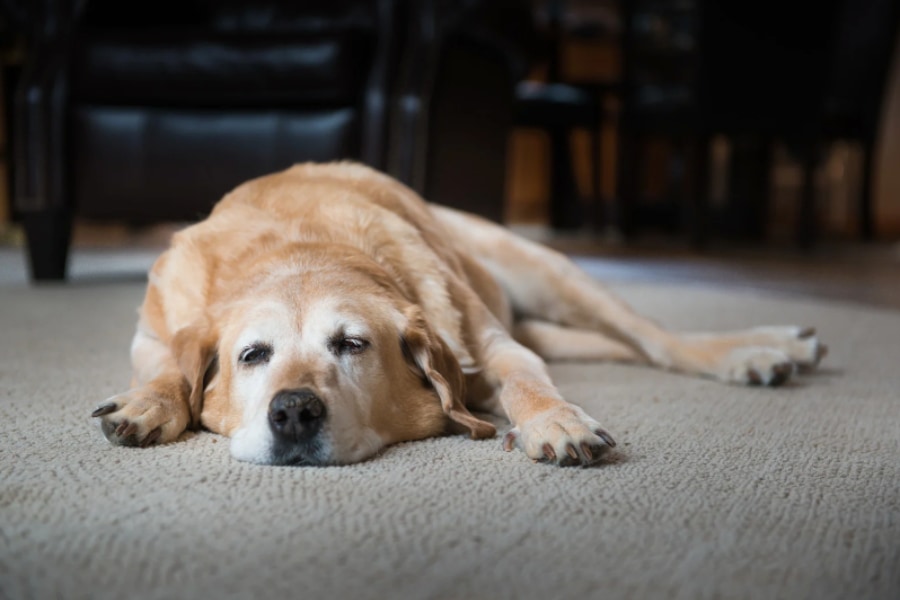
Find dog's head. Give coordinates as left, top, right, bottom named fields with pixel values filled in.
left=173, top=253, right=494, bottom=465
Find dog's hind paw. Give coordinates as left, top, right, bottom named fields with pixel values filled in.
left=718, top=347, right=796, bottom=386
left=709, top=325, right=829, bottom=386
left=92, top=388, right=189, bottom=448
left=748, top=326, right=828, bottom=372
left=502, top=404, right=616, bottom=467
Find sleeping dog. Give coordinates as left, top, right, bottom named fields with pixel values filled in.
left=93, top=162, right=827, bottom=466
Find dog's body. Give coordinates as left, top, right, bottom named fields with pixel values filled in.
left=94, top=162, right=826, bottom=466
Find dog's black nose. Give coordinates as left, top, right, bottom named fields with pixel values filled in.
left=268, top=388, right=326, bottom=441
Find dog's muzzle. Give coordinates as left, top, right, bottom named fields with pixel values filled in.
left=267, top=388, right=328, bottom=465
left=265, top=388, right=329, bottom=465
left=268, top=388, right=326, bottom=443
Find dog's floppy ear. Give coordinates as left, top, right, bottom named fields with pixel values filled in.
left=170, top=318, right=218, bottom=430
left=401, top=307, right=495, bottom=439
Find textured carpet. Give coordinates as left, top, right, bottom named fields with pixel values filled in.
left=1, top=278, right=898, bottom=600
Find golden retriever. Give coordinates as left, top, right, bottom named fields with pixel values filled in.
left=92, top=162, right=827, bottom=466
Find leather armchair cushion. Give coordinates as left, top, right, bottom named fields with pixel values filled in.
left=72, top=106, right=360, bottom=221
left=82, top=0, right=375, bottom=34
left=71, top=31, right=370, bottom=106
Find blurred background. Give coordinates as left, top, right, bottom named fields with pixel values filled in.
left=0, top=0, right=899, bottom=295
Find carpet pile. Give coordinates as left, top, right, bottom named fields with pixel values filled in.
left=1, top=279, right=898, bottom=599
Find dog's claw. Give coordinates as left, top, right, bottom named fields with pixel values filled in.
left=747, top=369, right=762, bottom=385
left=798, top=326, right=816, bottom=339
left=141, top=427, right=163, bottom=448
left=115, top=421, right=138, bottom=439
left=542, top=443, right=556, bottom=461
left=91, top=402, right=118, bottom=418
left=595, top=429, right=616, bottom=448
left=768, top=363, right=793, bottom=387
left=581, top=443, right=593, bottom=461
left=502, top=430, right=517, bottom=452
left=557, top=444, right=582, bottom=467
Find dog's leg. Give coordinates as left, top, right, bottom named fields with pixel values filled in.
left=513, top=319, right=644, bottom=363
left=509, top=257, right=825, bottom=385
left=91, top=329, right=192, bottom=447
left=453, top=281, right=616, bottom=467
left=433, top=206, right=826, bottom=385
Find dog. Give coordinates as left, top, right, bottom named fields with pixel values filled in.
left=92, top=162, right=827, bottom=467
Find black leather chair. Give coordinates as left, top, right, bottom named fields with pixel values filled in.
left=14, top=0, right=398, bottom=280
left=387, top=0, right=540, bottom=223
left=13, top=0, right=539, bottom=281
left=511, top=0, right=610, bottom=231
left=514, top=81, right=602, bottom=230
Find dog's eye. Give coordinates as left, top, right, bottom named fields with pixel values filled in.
left=239, top=343, right=272, bottom=365
left=330, top=336, right=369, bottom=356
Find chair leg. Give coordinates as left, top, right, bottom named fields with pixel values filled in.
left=729, top=136, right=771, bottom=240
left=590, top=125, right=605, bottom=232
left=797, top=142, right=818, bottom=249
left=614, top=132, right=640, bottom=238
left=548, top=127, right=582, bottom=230
left=23, top=208, right=72, bottom=281
left=859, top=144, right=874, bottom=240
left=687, top=136, right=710, bottom=249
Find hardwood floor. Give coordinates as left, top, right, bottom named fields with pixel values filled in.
left=513, top=226, right=900, bottom=310
left=2, top=222, right=899, bottom=312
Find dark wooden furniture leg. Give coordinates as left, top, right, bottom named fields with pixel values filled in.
left=548, top=127, right=582, bottom=230
left=859, top=142, right=874, bottom=240
left=23, top=208, right=72, bottom=281
left=614, top=132, right=640, bottom=239
left=590, top=125, right=605, bottom=232
left=687, top=135, right=710, bottom=249
left=797, top=142, right=818, bottom=249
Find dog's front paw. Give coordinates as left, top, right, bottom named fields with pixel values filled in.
left=91, top=388, right=189, bottom=447
left=502, top=405, right=616, bottom=467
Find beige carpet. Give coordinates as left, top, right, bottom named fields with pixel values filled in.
left=1, top=278, right=898, bottom=600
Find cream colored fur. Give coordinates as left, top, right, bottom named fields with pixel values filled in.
left=93, top=162, right=827, bottom=466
